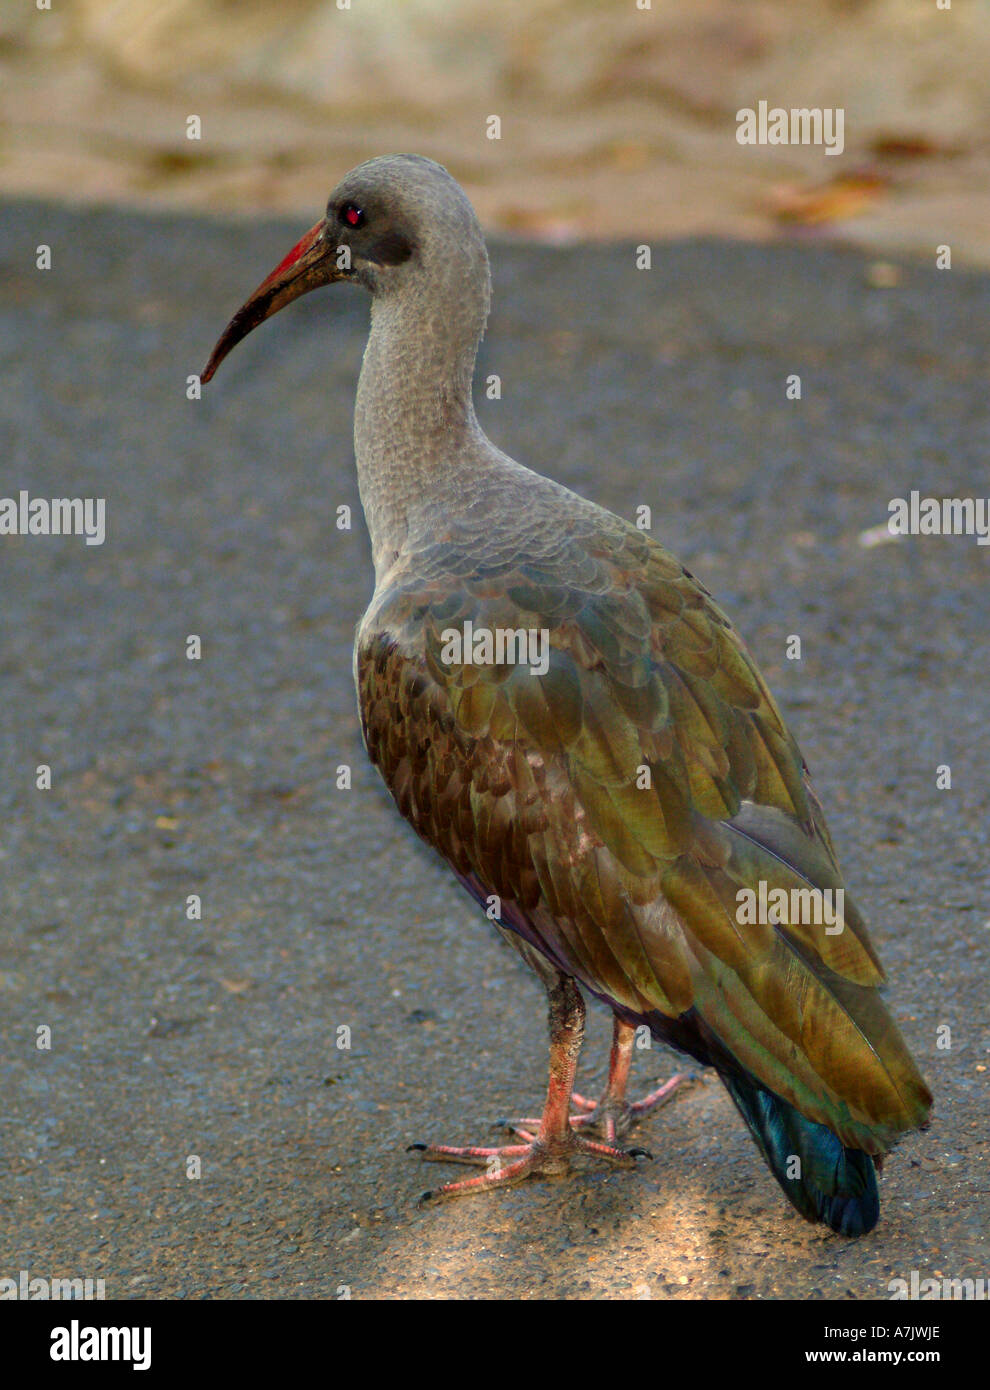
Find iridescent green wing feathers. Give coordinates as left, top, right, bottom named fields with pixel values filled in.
left=356, top=522, right=931, bottom=1151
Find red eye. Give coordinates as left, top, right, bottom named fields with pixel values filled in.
left=343, top=204, right=365, bottom=228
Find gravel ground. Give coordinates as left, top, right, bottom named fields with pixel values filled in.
left=0, top=201, right=987, bottom=1300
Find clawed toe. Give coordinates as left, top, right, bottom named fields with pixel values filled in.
left=407, top=1126, right=648, bottom=1199
left=410, top=1071, right=695, bottom=1198
left=407, top=1009, right=699, bottom=1203
left=409, top=1135, right=535, bottom=1166
left=571, top=1072, right=694, bottom=1141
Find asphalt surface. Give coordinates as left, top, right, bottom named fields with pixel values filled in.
left=1, top=202, right=987, bottom=1301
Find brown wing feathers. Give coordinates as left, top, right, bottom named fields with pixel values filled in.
left=357, top=525, right=931, bottom=1150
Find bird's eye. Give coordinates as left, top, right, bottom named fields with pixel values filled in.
left=342, top=204, right=365, bottom=229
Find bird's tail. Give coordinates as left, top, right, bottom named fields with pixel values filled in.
left=714, top=1061, right=880, bottom=1237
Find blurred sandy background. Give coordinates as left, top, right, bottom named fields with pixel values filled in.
left=1, top=0, right=989, bottom=257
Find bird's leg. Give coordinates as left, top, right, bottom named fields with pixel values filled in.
left=410, top=973, right=648, bottom=1199
left=568, top=1016, right=689, bottom=1142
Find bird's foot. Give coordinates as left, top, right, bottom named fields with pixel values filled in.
left=501, top=1074, right=692, bottom=1143
left=409, top=1125, right=650, bottom=1201
left=567, top=1072, right=693, bottom=1142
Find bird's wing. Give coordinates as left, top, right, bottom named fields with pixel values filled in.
left=356, top=522, right=930, bottom=1150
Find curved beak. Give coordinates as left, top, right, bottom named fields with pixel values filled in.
left=202, top=219, right=343, bottom=383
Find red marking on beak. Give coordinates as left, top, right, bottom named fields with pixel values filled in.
left=202, top=219, right=341, bottom=383
left=256, top=220, right=326, bottom=292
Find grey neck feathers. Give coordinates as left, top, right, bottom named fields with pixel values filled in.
left=353, top=245, right=505, bottom=581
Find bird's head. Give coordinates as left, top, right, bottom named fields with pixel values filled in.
left=201, top=154, right=488, bottom=383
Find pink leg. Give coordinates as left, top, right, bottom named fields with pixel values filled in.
left=569, top=1017, right=691, bottom=1142
left=410, top=976, right=649, bottom=1200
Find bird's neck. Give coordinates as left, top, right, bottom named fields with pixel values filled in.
left=353, top=281, right=496, bottom=580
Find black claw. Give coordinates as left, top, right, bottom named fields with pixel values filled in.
left=407, top=1142, right=428, bottom=1152
left=416, top=1189, right=436, bottom=1208
left=627, top=1147, right=653, bottom=1160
